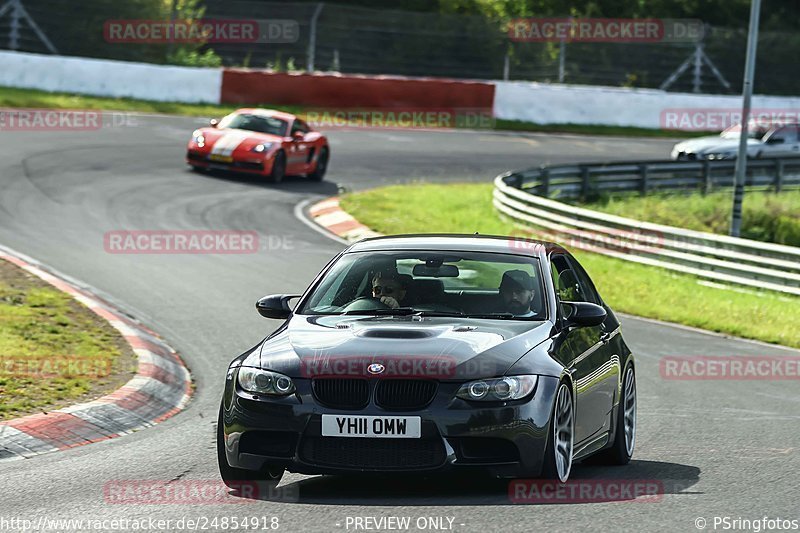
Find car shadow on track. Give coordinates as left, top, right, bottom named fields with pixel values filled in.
left=234, top=460, right=701, bottom=506
left=189, top=168, right=340, bottom=196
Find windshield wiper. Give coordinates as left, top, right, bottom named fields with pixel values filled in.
left=463, top=312, right=519, bottom=319
left=411, top=311, right=467, bottom=317
left=341, top=307, right=417, bottom=316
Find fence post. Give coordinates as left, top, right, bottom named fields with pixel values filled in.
left=703, top=160, right=712, bottom=194
left=775, top=159, right=784, bottom=193
left=540, top=168, right=550, bottom=198
left=306, top=3, right=325, bottom=72
left=639, top=164, right=649, bottom=196
left=580, top=166, right=590, bottom=201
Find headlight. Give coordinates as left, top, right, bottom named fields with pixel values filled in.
left=706, top=151, right=736, bottom=160
left=251, top=143, right=273, bottom=153
left=191, top=130, right=205, bottom=146
left=456, top=375, right=537, bottom=402
left=237, top=367, right=295, bottom=396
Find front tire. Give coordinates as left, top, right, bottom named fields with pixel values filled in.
left=594, top=364, right=636, bottom=465
left=308, top=147, right=329, bottom=181
left=541, top=382, right=574, bottom=482
left=217, top=404, right=283, bottom=490
left=269, top=151, right=286, bottom=183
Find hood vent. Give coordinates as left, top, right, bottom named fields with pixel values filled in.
left=357, top=328, right=434, bottom=339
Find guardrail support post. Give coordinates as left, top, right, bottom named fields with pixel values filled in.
left=639, top=165, right=649, bottom=196
left=580, top=166, right=590, bottom=202
left=775, top=160, right=784, bottom=193
left=540, top=168, right=550, bottom=198
left=703, top=161, right=712, bottom=194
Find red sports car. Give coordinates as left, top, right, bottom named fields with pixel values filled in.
left=186, top=108, right=330, bottom=182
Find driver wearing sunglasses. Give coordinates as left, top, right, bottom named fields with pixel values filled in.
left=371, top=272, right=408, bottom=309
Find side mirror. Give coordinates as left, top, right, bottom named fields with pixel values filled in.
left=561, top=301, right=607, bottom=328
left=766, top=136, right=785, bottom=145
left=209, top=119, right=219, bottom=128
left=256, top=294, right=300, bottom=319
left=292, top=131, right=305, bottom=141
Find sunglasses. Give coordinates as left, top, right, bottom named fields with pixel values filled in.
left=372, top=285, right=399, bottom=295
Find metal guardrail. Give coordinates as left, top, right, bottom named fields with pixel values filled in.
left=493, top=160, right=800, bottom=296
left=505, top=157, right=800, bottom=201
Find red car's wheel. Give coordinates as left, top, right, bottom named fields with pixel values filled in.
left=309, top=147, right=329, bottom=181
left=269, top=151, right=286, bottom=183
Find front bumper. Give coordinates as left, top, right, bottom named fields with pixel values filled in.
left=186, top=150, right=273, bottom=175
left=220, top=375, right=558, bottom=478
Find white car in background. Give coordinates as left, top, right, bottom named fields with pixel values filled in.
left=671, top=123, right=800, bottom=160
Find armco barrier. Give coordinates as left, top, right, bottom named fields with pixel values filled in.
left=220, top=69, right=496, bottom=109
left=505, top=158, right=800, bottom=201
left=493, top=165, right=800, bottom=296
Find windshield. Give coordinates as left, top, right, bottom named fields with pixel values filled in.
left=297, top=250, right=545, bottom=320
left=217, top=113, right=288, bottom=136
left=720, top=124, right=771, bottom=140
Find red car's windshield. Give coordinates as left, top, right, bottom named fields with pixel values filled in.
left=218, top=113, right=288, bottom=136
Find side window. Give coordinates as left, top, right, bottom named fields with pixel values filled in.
left=566, top=256, right=601, bottom=304
left=550, top=255, right=578, bottom=302
left=768, top=126, right=795, bottom=144
left=550, top=254, right=598, bottom=304
left=291, top=120, right=310, bottom=135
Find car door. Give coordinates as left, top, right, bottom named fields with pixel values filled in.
left=760, top=125, right=800, bottom=158
left=286, top=119, right=312, bottom=173
left=548, top=253, right=615, bottom=445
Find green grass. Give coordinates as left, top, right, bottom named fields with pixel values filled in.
left=0, top=85, right=698, bottom=138
left=339, top=183, right=800, bottom=349
left=0, top=86, right=245, bottom=117
left=0, top=259, right=137, bottom=420
left=494, top=118, right=707, bottom=138
left=583, top=189, right=800, bottom=247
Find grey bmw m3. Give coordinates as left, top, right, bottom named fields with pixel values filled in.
left=218, top=234, right=636, bottom=487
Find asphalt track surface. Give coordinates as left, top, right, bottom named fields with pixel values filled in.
left=0, top=115, right=798, bottom=532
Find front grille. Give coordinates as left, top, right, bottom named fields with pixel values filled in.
left=312, top=379, right=369, bottom=409
left=300, top=437, right=445, bottom=469
left=375, top=380, right=437, bottom=410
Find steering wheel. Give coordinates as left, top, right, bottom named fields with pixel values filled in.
left=341, top=296, right=392, bottom=312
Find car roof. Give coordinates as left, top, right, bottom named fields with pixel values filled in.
left=345, top=233, right=565, bottom=257
left=234, top=108, right=297, bottom=122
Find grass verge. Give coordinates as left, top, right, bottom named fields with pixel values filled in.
left=339, top=182, right=800, bottom=349
left=582, top=189, right=800, bottom=247
left=1, top=85, right=698, bottom=138
left=0, top=259, right=137, bottom=420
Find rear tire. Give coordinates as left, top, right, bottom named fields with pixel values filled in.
left=269, top=151, right=286, bottom=183
left=217, top=404, right=283, bottom=491
left=592, top=365, right=636, bottom=465
left=541, top=382, right=574, bottom=482
left=308, top=147, right=329, bottom=181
